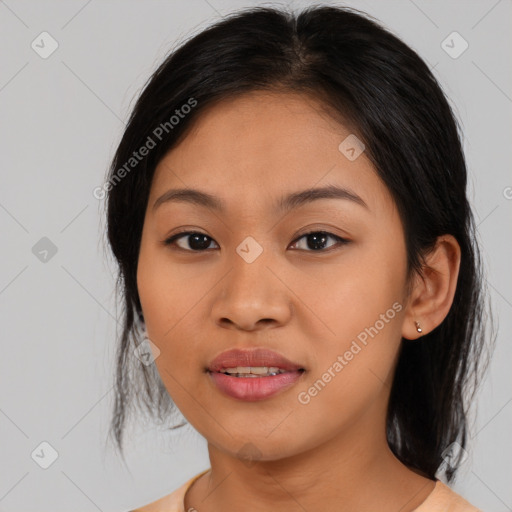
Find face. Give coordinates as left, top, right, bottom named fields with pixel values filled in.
left=137, top=91, right=411, bottom=462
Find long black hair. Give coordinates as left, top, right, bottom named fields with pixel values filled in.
left=104, top=4, right=495, bottom=482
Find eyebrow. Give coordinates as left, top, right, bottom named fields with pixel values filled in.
left=152, top=184, right=369, bottom=213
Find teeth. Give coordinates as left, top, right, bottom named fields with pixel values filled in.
left=221, top=366, right=287, bottom=377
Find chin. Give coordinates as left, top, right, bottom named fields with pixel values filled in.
left=207, top=431, right=313, bottom=464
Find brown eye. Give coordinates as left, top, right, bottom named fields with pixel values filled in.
left=290, top=231, right=349, bottom=252
left=164, top=231, right=218, bottom=251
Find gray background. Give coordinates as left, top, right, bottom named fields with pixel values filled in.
left=0, top=0, right=511, bottom=510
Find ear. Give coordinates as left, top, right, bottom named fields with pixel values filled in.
left=402, top=234, right=461, bottom=340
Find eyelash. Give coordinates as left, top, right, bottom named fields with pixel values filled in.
left=163, top=229, right=350, bottom=253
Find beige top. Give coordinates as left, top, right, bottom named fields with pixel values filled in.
left=131, top=469, right=483, bottom=511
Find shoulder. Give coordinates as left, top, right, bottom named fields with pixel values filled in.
left=129, top=469, right=210, bottom=512
left=414, top=480, right=483, bottom=512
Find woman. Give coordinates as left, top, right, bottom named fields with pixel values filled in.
left=105, top=5, right=493, bottom=511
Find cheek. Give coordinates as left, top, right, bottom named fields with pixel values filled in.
left=290, top=236, right=406, bottom=343
left=290, top=236, right=406, bottom=404
left=137, top=245, right=213, bottom=383
left=138, top=241, right=198, bottom=335
left=290, top=306, right=404, bottom=450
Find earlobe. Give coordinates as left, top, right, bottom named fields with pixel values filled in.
left=401, top=235, right=461, bottom=341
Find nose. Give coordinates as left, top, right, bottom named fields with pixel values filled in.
left=211, top=246, right=293, bottom=332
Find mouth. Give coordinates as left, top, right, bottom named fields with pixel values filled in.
left=217, top=366, right=296, bottom=377
left=207, top=348, right=305, bottom=401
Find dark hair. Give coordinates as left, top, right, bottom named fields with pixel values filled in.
left=104, top=4, right=495, bottom=482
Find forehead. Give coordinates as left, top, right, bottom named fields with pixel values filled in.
left=150, top=91, right=394, bottom=218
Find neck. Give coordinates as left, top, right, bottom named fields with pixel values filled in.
left=185, top=405, right=436, bottom=512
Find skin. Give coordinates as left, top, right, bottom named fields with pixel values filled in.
left=135, top=90, right=461, bottom=512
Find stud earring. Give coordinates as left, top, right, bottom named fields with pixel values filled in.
left=415, top=321, right=422, bottom=334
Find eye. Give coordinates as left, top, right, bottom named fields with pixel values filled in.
left=163, top=229, right=349, bottom=253
left=289, top=230, right=349, bottom=252
left=164, top=231, right=219, bottom=251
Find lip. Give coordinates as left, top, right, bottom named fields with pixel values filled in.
left=208, top=348, right=303, bottom=373
left=207, top=348, right=305, bottom=401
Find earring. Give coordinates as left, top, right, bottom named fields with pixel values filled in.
left=415, top=321, right=422, bottom=334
